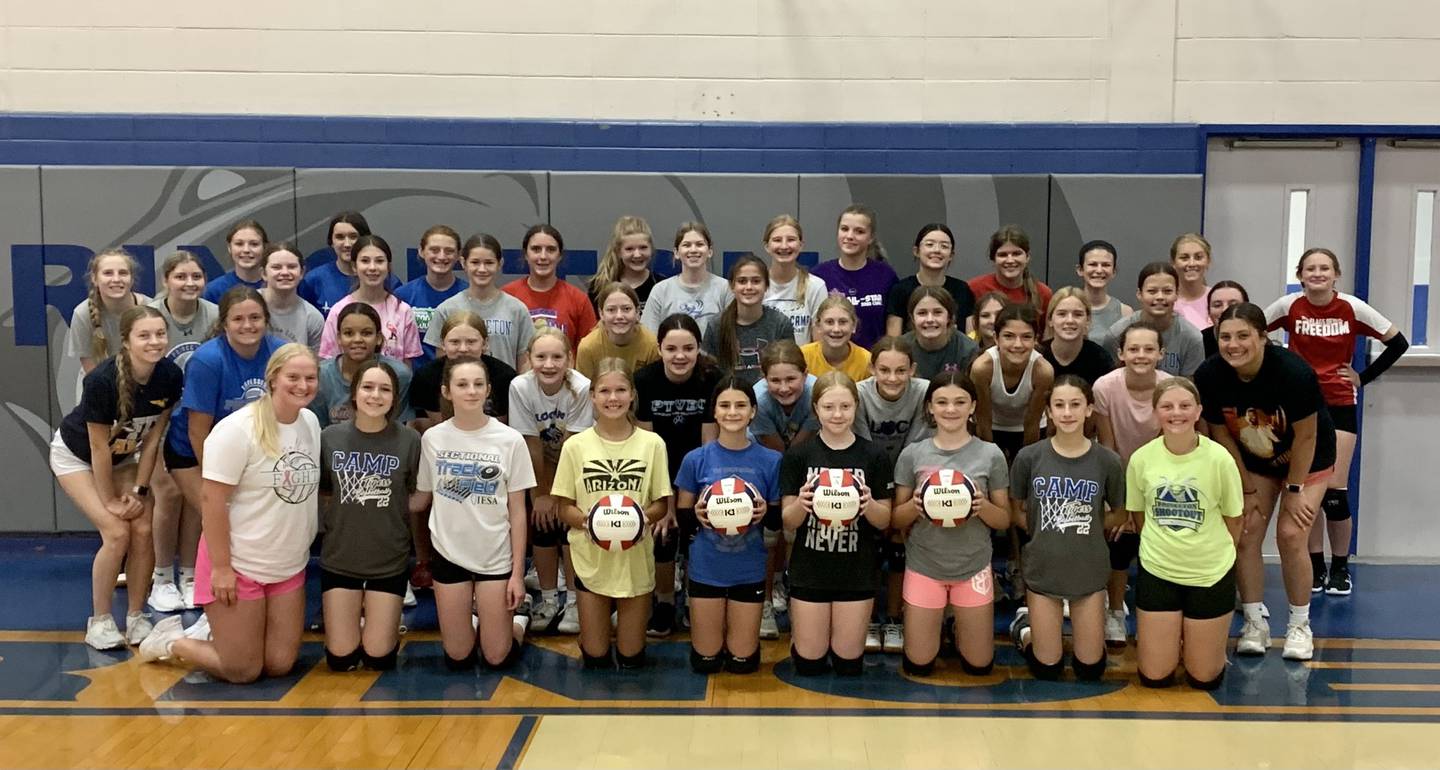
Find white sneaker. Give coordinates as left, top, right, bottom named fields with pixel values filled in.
left=1237, top=618, right=1271, bottom=655
left=181, top=579, right=197, bottom=610
left=1104, top=610, right=1127, bottom=647
left=1062, top=599, right=1070, bottom=619
left=403, top=583, right=417, bottom=608
left=183, top=613, right=212, bottom=641
left=771, top=580, right=789, bottom=612
left=136, top=615, right=185, bottom=662
left=116, top=571, right=127, bottom=587
left=1282, top=622, right=1314, bottom=661
left=557, top=599, right=580, bottom=634
left=124, top=611, right=153, bottom=645
left=882, top=623, right=904, bottom=654
left=865, top=623, right=882, bottom=653
left=530, top=598, right=559, bottom=633
left=148, top=582, right=185, bottom=612
left=85, top=614, right=125, bottom=650
left=759, top=603, right=779, bottom=640
left=523, top=565, right=540, bottom=592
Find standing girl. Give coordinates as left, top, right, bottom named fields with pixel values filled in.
left=1099, top=262, right=1205, bottom=377
left=311, top=303, right=413, bottom=428
left=902, top=287, right=979, bottom=381
left=552, top=360, right=671, bottom=669
left=576, top=283, right=660, bottom=380
left=417, top=356, right=536, bottom=670
left=139, top=344, right=322, bottom=682
left=1203, top=281, right=1248, bottom=358
left=587, top=216, right=657, bottom=317
left=202, top=220, right=268, bottom=303
left=802, top=297, right=871, bottom=383
left=1039, top=287, right=1115, bottom=386
left=704, top=254, right=795, bottom=387
left=886, top=224, right=976, bottom=337
left=503, top=224, right=597, bottom=351
left=300, top=211, right=400, bottom=314
left=69, top=249, right=149, bottom=374
left=1076, top=240, right=1133, bottom=343
left=640, top=222, right=731, bottom=334
left=1008, top=376, right=1126, bottom=681
left=966, top=226, right=1053, bottom=330
left=971, top=303, right=1054, bottom=461
left=428, top=233, right=535, bottom=370
left=1266, top=248, right=1407, bottom=596
left=780, top=372, right=893, bottom=675
left=261, top=242, right=325, bottom=351
left=410, top=311, right=517, bottom=429
left=762, top=215, right=828, bottom=345
left=811, top=205, right=897, bottom=349
left=55, top=306, right=182, bottom=648
left=396, top=225, right=467, bottom=366
left=319, top=236, right=422, bottom=366
left=970, top=292, right=1009, bottom=351
left=674, top=377, right=782, bottom=673
left=317, top=361, right=421, bottom=671
left=1170, top=233, right=1214, bottom=330
left=1127, top=378, right=1244, bottom=689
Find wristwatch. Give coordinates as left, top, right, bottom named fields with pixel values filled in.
left=132, top=484, right=150, bottom=498
left=1284, top=482, right=1303, bottom=495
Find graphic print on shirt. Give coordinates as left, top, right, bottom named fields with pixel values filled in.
left=331, top=450, right=402, bottom=507
left=830, top=288, right=884, bottom=310
left=267, top=451, right=321, bottom=504
left=1152, top=476, right=1204, bottom=532
left=536, top=409, right=568, bottom=453
left=1030, top=475, right=1100, bottom=536
left=1222, top=406, right=1288, bottom=461
left=802, top=466, right=866, bottom=553
left=225, top=377, right=267, bottom=413
left=649, top=397, right=707, bottom=426
left=529, top=308, right=563, bottom=333
left=433, top=449, right=504, bottom=506
left=166, top=341, right=201, bottom=370
left=678, top=297, right=706, bottom=318
left=108, top=414, right=165, bottom=456
left=581, top=458, right=649, bottom=495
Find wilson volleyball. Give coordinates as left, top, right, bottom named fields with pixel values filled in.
left=812, top=469, right=862, bottom=527
left=918, top=469, right=978, bottom=527
left=586, top=494, right=646, bottom=552
left=702, top=476, right=759, bottom=535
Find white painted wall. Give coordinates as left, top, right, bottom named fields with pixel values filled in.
left=1, top=0, right=1436, bottom=122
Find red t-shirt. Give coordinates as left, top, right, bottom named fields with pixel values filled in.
left=502, top=278, right=597, bottom=351
left=966, top=273, right=1053, bottom=331
left=1265, top=291, right=1393, bottom=406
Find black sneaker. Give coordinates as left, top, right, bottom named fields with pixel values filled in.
left=647, top=601, right=675, bottom=638
left=1325, top=565, right=1352, bottom=596
left=1312, top=568, right=1327, bottom=594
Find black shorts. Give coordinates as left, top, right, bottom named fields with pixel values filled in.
left=789, top=584, right=875, bottom=604
left=1135, top=562, right=1236, bottom=620
left=320, top=568, right=408, bottom=598
left=430, top=550, right=511, bottom=585
left=689, top=579, right=765, bottom=603
left=1109, top=532, right=1140, bottom=571
left=526, top=490, right=567, bottom=548
left=164, top=441, right=199, bottom=471
left=992, top=430, right=1024, bottom=463
left=1329, top=404, right=1357, bottom=434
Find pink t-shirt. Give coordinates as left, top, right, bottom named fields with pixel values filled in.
left=1174, top=293, right=1210, bottom=331
left=319, top=294, right=423, bottom=362
left=1092, top=367, right=1173, bottom=464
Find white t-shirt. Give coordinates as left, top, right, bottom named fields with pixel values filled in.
left=507, top=369, right=595, bottom=463
left=765, top=272, right=829, bottom=344
left=203, top=403, right=322, bottom=583
left=418, top=418, right=537, bottom=575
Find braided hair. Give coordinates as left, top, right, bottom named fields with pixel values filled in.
left=86, top=249, right=141, bottom=360
left=111, top=305, right=166, bottom=442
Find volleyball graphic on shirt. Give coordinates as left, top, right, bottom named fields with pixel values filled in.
left=812, top=469, right=862, bottom=528
left=268, top=450, right=320, bottom=504
left=700, top=476, right=760, bottom=536
left=586, top=494, right=646, bottom=552
left=918, top=469, right=978, bottom=527
left=1152, top=476, right=1204, bottom=532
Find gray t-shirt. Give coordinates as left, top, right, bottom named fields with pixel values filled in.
left=901, top=330, right=979, bottom=382
left=147, top=296, right=219, bottom=371
left=67, top=295, right=150, bottom=361
left=268, top=298, right=325, bottom=351
left=1088, top=296, right=1129, bottom=345
left=1100, top=312, right=1204, bottom=376
left=703, top=306, right=795, bottom=387
left=1009, top=440, right=1126, bottom=599
left=319, top=421, right=421, bottom=579
left=641, top=274, right=732, bottom=335
left=854, top=377, right=931, bottom=465
left=895, top=437, right=1009, bottom=581
left=425, top=290, right=536, bottom=369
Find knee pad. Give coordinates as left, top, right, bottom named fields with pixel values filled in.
left=1323, top=489, right=1352, bottom=522
left=326, top=647, right=362, bottom=672
left=829, top=650, right=864, bottom=676
left=882, top=540, right=906, bottom=572
left=960, top=656, right=994, bottom=677
left=763, top=528, right=780, bottom=549
left=361, top=644, right=399, bottom=671
left=724, top=651, right=760, bottom=674
left=901, top=654, right=935, bottom=677
left=690, top=647, right=724, bottom=674
left=616, top=649, right=648, bottom=670
left=484, top=640, right=523, bottom=670
left=790, top=645, right=831, bottom=676
left=1139, top=670, right=1175, bottom=688
left=530, top=525, right=562, bottom=548
left=1024, top=648, right=1064, bottom=681
left=653, top=530, right=678, bottom=563
left=582, top=647, right=614, bottom=670
left=1072, top=653, right=1107, bottom=682
left=1186, top=670, right=1225, bottom=691
left=443, top=649, right=478, bottom=672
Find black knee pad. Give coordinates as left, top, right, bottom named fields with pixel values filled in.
left=484, top=640, right=523, bottom=670
left=1139, top=670, right=1175, bottom=688
left=882, top=540, right=906, bottom=571
left=790, top=645, right=831, bottom=676
left=361, top=644, right=399, bottom=671
left=960, top=656, right=994, bottom=676
left=617, top=649, right=648, bottom=670
left=443, top=649, right=478, bottom=672
left=653, top=529, right=678, bottom=563
left=1024, top=648, right=1064, bottom=681
left=582, top=647, right=614, bottom=670
left=1323, top=489, right=1352, bottom=522
left=901, top=654, right=935, bottom=677
left=1186, top=670, right=1225, bottom=691
left=1072, top=653, right=1107, bottom=682
left=690, top=647, right=724, bottom=674
left=326, top=647, right=362, bottom=672
left=829, top=651, right=864, bottom=676
left=724, top=651, right=759, bottom=674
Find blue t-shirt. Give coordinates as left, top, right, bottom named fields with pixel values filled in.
left=309, top=354, right=414, bottom=428
left=675, top=440, right=782, bottom=587
left=165, top=334, right=288, bottom=459
left=201, top=271, right=264, bottom=304
left=298, top=264, right=402, bottom=316
left=751, top=374, right=819, bottom=449
left=394, top=275, right=468, bottom=366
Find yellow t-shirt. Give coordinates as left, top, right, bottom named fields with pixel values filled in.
left=552, top=426, right=671, bottom=598
left=575, top=327, right=660, bottom=382
left=801, top=341, right=871, bottom=383
left=1126, top=434, right=1244, bottom=587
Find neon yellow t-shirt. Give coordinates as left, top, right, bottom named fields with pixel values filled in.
left=801, top=341, right=871, bottom=383
left=552, top=426, right=671, bottom=598
left=1126, top=434, right=1244, bottom=587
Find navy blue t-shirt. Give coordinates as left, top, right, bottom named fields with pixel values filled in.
left=298, top=263, right=402, bottom=316
left=201, top=271, right=264, bottom=304
left=675, top=440, right=782, bottom=587
left=60, top=356, right=184, bottom=464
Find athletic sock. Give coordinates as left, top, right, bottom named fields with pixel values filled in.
left=179, top=566, right=195, bottom=583
left=1310, top=552, right=1326, bottom=575
left=1288, top=603, right=1310, bottom=628
left=1331, top=554, right=1350, bottom=571
left=541, top=589, right=558, bottom=605
left=1241, top=602, right=1265, bottom=624
left=152, top=566, right=173, bottom=585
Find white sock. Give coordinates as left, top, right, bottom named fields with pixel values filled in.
left=1242, top=602, right=1265, bottom=623
left=541, top=589, right=558, bottom=605
left=153, top=566, right=173, bottom=585
left=513, top=615, right=530, bottom=635
left=179, top=566, right=195, bottom=583
left=656, top=592, right=676, bottom=605
left=1288, top=603, right=1310, bottom=628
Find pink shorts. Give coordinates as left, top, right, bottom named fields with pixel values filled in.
left=195, top=538, right=306, bottom=604
left=903, top=566, right=994, bottom=610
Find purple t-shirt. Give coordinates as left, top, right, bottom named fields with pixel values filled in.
left=810, top=259, right=898, bottom=349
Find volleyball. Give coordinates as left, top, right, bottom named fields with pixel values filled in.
left=812, top=469, right=862, bottom=527
left=918, top=469, right=978, bottom=527
left=586, top=494, right=646, bottom=552
left=701, top=476, right=760, bottom=536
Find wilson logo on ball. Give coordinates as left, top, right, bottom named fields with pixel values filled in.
left=812, top=468, right=861, bottom=528
left=701, top=476, right=759, bottom=536
left=586, top=494, right=646, bottom=552
left=918, top=469, right=978, bottom=527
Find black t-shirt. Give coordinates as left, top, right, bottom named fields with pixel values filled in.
left=60, top=357, right=184, bottom=464
left=779, top=435, right=894, bottom=593
left=885, top=275, right=977, bottom=334
left=1040, top=339, right=1116, bottom=386
left=409, top=354, right=516, bottom=420
left=1202, top=327, right=1219, bottom=359
left=634, top=359, right=720, bottom=479
left=1194, top=345, right=1336, bottom=478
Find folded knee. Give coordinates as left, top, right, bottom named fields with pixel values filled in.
left=790, top=645, right=831, bottom=676
left=362, top=644, right=400, bottom=671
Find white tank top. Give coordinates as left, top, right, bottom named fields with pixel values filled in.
left=987, top=346, right=1041, bottom=433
